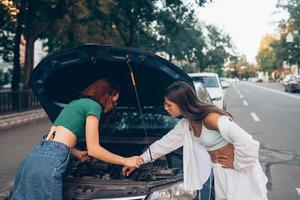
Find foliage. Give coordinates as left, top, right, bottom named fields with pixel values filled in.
left=275, top=0, right=300, bottom=66
left=155, top=1, right=206, bottom=65
left=203, top=25, right=236, bottom=76
left=0, top=2, right=15, bottom=63
left=225, top=56, right=256, bottom=78
left=44, top=0, right=208, bottom=69
left=1, top=0, right=214, bottom=91
left=256, top=34, right=280, bottom=73
left=44, top=0, right=120, bottom=53
left=0, top=68, right=12, bottom=88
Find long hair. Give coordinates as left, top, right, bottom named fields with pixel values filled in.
left=165, top=81, right=232, bottom=121
left=81, top=79, right=120, bottom=127
left=81, top=79, right=120, bottom=108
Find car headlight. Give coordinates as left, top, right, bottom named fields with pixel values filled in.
left=147, top=182, right=196, bottom=200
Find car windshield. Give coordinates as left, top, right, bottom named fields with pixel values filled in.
left=101, top=107, right=179, bottom=136
left=192, top=76, right=219, bottom=87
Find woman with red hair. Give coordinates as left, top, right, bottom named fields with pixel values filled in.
left=10, top=79, right=144, bottom=200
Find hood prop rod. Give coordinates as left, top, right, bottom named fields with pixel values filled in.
left=125, top=55, right=154, bottom=171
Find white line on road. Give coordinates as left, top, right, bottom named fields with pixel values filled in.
left=244, top=82, right=300, bottom=101
left=296, top=188, right=300, bottom=196
left=232, top=83, right=240, bottom=94
left=243, top=100, right=248, bottom=106
left=250, top=112, right=260, bottom=122
left=239, top=95, right=244, bottom=98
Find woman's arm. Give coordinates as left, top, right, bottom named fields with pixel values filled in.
left=123, top=119, right=186, bottom=176
left=85, top=115, right=143, bottom=167
left=204, top=113, right=259, bottom=170
left=141, top=119, right=185, bottom=163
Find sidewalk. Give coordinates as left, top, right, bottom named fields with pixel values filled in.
left=0, top=109, right=48, bottom=131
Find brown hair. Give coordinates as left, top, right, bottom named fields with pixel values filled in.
left=165, top=81, right=232, bottom=121
left=81, top=79, right=120, bottom=108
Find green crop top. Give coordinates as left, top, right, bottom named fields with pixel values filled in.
left=54, top=98, right=102, bottom=139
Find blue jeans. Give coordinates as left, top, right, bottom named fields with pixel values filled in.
left=199, top=172, right=214, bottom=200
left=10, top=140, right=70, bottom=200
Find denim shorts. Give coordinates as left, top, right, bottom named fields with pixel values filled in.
left=10, top=140, right=70, bottom=200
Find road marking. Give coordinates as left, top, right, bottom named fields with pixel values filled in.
left=244, top=82, right=300, bottom=101
left=296, top=188, right=300, bottom=196
left=250, top=112, right=260, bottom=122
left=243, top=100, right=248, bottom=106
left=232, top=83, right=240, bottom=94
left=239, top=95, right=244, bottom=98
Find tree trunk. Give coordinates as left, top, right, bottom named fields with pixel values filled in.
left=11, top=0, right=25, bottom=111
left=23, top=37, right=34, bottom=90
left=22, top=0, right=35, bottom=90
left=11, top=16, right=22, bottom=91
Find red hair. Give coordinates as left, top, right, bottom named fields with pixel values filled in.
left=81, top=79, right=120, bottom=107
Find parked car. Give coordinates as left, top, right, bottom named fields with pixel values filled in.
left=283, top=75, right=300, bottom=92
left=188, top=72, right=226, bottom=110
left=30, top=44, right=214, bottom=200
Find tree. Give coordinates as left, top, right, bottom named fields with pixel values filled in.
left=0, top=3, right=15, bottom=63
left=225, top=55, right=256, bottom=78
left=44, top=0, right=207, bottom=68
left=204, top=25, right=235, bottom=75
left=1, top=0, right=69, bottom=89
left=256, top=34, right=280, bottom=74
left=44, top=0, right=121, bottom=53
left=21, top=0, right=67, bottom=89
left=155, top=1, right=206, bottom=68
left=276, top=0, right=300, bottom=69
left=110, top=0, right=156, bottom=47
left=0, top=0, right=22, bottom=91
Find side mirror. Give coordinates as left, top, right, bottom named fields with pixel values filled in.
left=211, top=96, right=222, bottom=102
left=221, top=81, right=229, bottom=89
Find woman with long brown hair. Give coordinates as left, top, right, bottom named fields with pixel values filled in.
left=123, top=81, right=268, bottom=200
left=10, top=79, right=144, bottom=200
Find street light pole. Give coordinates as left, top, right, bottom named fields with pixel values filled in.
left=286, top=31, right=300, bottom=75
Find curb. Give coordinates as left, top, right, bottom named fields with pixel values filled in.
left=0, top=109, right=48, bottom=131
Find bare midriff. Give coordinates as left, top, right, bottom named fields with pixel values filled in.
left=209, top=143, right=234, bottom=167
left=46, top=126, right=77, bottom=148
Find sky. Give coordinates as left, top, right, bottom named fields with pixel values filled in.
left=195, top=0, right=288, bottom=63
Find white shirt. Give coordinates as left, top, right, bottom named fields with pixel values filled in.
left=141, top=115, right=264, bottom=192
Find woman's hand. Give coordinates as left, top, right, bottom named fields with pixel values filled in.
left=212, top=154, right=234, bottom=169
left=77, top=150, right=90, bottom=163
left=209, top=143, right=234, bottom=169
left=124, top=156, right=144, bottom=168
left=122, top=166, right=137, bottom=176
left=71, top=149, right=91, bottom=163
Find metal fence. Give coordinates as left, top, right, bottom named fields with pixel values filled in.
left=0, top=90, right=41, bottom=114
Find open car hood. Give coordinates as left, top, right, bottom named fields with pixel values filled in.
left=30, top=44, right=194, bottom=122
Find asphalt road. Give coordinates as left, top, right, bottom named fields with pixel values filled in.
left=0, top=118, right=52, bottom=195
left=0, top=81, right=299, bottom=200
left=225, top=81, right=300, bottom=200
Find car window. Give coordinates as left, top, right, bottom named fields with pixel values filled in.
left=192, top=76, right=219, bottom=87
